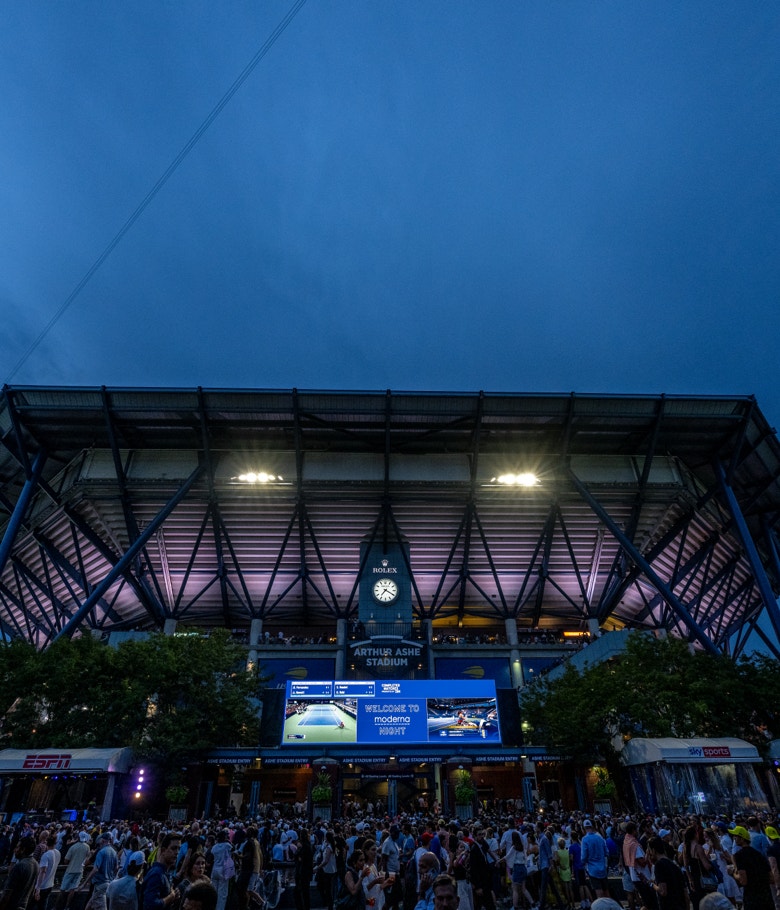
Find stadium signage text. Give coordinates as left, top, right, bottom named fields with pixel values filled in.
left=23, top=753, right=72, bottom=770
left=687, top=746, right=732, bottom=758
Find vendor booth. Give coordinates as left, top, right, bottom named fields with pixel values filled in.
left=621, top=737, right=768, bottom=816
left=0, top=748, right=133, bottom=822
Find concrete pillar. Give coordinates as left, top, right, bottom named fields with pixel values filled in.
left=101, top=775, right=116, bottom=821
left=335, top=617, right=347, bottom=677
left=248, top=617, right=262, bottom=669
left=587, top=616, right=600, bottom=638
left=425, top=619, right=435, bottom=678
left=163, top=618, right=177, bottom=635
left=505, top=618, right=523, bottom=688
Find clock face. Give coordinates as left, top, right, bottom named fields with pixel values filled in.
left=372, top=577, right=399, bottom=604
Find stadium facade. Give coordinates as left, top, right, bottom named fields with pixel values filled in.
left=1, top=387, right=780, bottom=815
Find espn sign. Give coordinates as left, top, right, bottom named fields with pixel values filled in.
left=23, top=753, right=72, bottom=770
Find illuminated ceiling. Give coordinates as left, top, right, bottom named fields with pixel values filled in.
left=1, top=387, right=780, bottom=657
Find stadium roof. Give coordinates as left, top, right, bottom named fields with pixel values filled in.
left=1, top=386, right=780, bottom=657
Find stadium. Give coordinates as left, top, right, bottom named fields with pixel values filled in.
left=1, top=386, right=779, bottom=816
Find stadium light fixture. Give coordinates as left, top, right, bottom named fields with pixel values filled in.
left=492, top=472, right=538, bottom=487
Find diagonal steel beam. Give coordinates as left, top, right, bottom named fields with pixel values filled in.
left=714, top=460, right=780, bottom=648
left=0, top=450, right=46, bottom=578
left=569, top=465, right=719, bottom=654
left=53, top=463, right=204, bottom=641
left=63, top=505, right=167, bottom=626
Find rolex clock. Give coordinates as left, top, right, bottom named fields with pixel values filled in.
left=372, top=577, right=399, bottom=604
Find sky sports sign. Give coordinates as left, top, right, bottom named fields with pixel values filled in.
left=688, top=746, right=731, bottom=758
left=282, top=679, right=501, bottom=746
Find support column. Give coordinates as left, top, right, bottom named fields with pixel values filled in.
left=248, top=618, right=262, bottom=669
left=505, top=617, right=523, bottom=688
left=0, top=450, right=46, bottom=578
left=335, top=617, right=347, bottom=677
left=715, top=461, right=780, bottom=647
left=425, top=619, right=435, bottom=678
left=587, top=616, right=601, bottom=638
left=101, top=775, right=116, bottom=821
left=163, top=619, right=177, bottom=635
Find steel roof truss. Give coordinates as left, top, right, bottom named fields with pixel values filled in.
left=173, top=507, right=212, bottom=613
left=0, top=450, right=46, bottom=580
left=32, top=533, right=122, bottom=626
left=569, top=466, right=719, bottom=654
left=63, top=505, right=166, bottom=627
left=715, top=460, right=780, bottom=644
left=12, top=558, right=68, bottom=638
left=53, top=462, right=203, bottom=640
left=11, top=563, right=55, bottom=642
left=0, top=582, right=38, bottom=641
left=213, top=504, right=254, bottom=617
left=102, top=389, right=167, bottom=616
left=530, top=502, right=557, bottom=627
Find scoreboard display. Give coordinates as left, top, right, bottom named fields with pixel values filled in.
left=281, top=679, right=501, bottom=746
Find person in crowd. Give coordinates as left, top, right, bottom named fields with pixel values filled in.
left=728, top=825, right=774, bottom=910
left=431, top=875, right=460, bottom=910
left=142, top=833, right=182, bottom=910
left=292, top=827, right=314, bottom=910
left=182, top=883, right=218, bottom=910
left=60, top=831, right=94, bottom=909
left=236, top=827, right=263, bottom=910
left=580, top=820, right=608, bottom=901
left=179, top=853, right=211, bottom=906
left=31, top=834, right=61, bottom=910
left=645, top=836, right=688, bottom=910
left=107, top=855, right=144, bottom=910
left=84, top=832, right=120, bottom=910
left=210, top=829, right=234, bottom=910
left=316, top=830, right=339, bottom=910
left=339, top=849, right=366, bottom=910
left=0, top=836, right=39, bottom=910
left=414, top=854, right=442, bottom=910
left=684, top=825, right=717, bottom=910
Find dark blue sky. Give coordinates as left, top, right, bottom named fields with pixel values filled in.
left=2, top=2, right=779, bottom=423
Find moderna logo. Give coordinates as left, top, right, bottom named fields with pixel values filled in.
left=23, top=753, right=72, bottom=770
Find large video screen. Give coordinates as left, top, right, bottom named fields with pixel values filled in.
left=282, top=679, right=501, bottom=746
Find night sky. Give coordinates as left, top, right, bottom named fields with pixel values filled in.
left=2, top=2, right=779, bottom=425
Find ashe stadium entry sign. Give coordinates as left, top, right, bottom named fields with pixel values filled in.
left=281, top=679, right=501, bottom=746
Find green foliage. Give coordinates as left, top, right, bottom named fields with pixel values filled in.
left=520, top=632, right=778, bottom=760
left=453, top=768, right=476, bottom=805
left=0, top=629, right=260, bottom=785
left=311, top=772, right=332, bottom=804
left=165, top=784, right=189, bottom=804
left=593, top=766, right=617, bottom=798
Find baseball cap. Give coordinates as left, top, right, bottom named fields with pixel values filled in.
left=766, top=826, right=779, bottom=840
left=658, top=829, right=671, bottom=838
left=728, top=825, right=749, bottom=841
left=129, top=851, right=145, bottom=866
left=583, top=820, right=593, bottom=828
left=79, top=832, right=91, bottom=843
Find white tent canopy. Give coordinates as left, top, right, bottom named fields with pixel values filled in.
left=620, top=737, right=758, bottom=766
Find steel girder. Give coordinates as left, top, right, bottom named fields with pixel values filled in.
left=1, top=388, right=780, bottom=653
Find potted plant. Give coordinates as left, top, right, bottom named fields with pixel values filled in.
left=165, top=783, right=189, bottom=822
left=453, top=768, right=476, bottom=820
left=311, top=771, right=333, bottom=819
left=593, top=766, right=617, bottom=800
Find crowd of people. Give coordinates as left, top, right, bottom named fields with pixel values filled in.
left=0, top=806, right=778, bottom=910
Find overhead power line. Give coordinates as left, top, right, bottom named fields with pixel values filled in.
left=6, top=0, right=308, bottom=383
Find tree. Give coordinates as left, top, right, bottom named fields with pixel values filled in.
left=0, top=629, right=260, bottom=787
left=520, top=632, right=778, bottom=761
